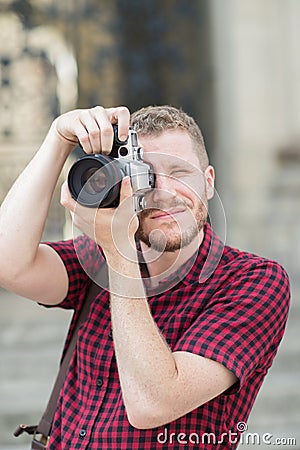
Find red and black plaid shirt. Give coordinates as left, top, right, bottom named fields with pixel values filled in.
left=43, top=223, right=290, bottom=449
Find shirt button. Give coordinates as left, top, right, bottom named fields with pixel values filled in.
left=109, top=330, right=113, bottom=339
left=96, top=377, right=103, bottom=388
left=79, top=429, right=87, bottom=438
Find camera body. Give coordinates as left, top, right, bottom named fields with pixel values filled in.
left=67, top=126, right=155, bottom=212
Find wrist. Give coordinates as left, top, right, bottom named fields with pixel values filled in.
left=107, top=254, right=145, bottom=299
left=105, top=244, right=139, bottom=268
left=44, top=119, right=77, bottom=159
left=52, top=117, right=78, bottom=144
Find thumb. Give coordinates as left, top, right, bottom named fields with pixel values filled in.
left=119, top=176, right=133, bottom=203
left=60, top=180, right=77, bottom=212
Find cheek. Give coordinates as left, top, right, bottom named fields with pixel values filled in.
left=137, top=213, right=152, bottom=233
left=176, top=180, right=206, bottom=207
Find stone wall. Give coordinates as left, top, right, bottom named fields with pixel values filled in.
left=0, top=8, right=77, bottom=240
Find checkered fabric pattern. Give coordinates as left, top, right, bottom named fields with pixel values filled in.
left=42, top=223, right=290, bottom=449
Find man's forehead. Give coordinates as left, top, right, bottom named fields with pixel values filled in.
left=139, top=129, right=192, bottom=149
left=144, top=151, right=203, bottom=174
left=145, top=153, right=197, bottom=170
left=139, top=130, right=201, bottom=169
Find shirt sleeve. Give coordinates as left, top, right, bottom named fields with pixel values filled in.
left=41, top=234, right=103, bottom=310
left=173, top=259, right=290, bottom=390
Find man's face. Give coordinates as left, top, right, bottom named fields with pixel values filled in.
left=136, top=130, right=214, bottom=253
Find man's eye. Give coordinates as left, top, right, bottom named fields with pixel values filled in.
left=170, top=170, right=189, bottom=178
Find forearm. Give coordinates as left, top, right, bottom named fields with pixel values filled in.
left=0, top=120, right=74, bottom=278
left=108, top=254, right=178, bottom=427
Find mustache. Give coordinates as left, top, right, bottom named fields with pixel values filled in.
left=139, top=198, right=192, bottom=219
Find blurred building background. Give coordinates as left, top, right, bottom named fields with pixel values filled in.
left=0, top=0, right=299, bottom=448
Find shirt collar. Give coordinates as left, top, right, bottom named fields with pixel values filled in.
left=137, top=222, right=225, bottom=293
left=181, top=222, right=224, bottom=285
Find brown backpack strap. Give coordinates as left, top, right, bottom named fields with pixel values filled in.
left=14, top=281, right=101, bottom=448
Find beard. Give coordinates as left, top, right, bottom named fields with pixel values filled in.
left=136, top=196, right=208, bottom=253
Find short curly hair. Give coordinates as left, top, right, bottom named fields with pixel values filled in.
left=130, top=105, right=209, bottom=170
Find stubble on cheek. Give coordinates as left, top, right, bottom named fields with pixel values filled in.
left=136, top=199, right=208, bottom=253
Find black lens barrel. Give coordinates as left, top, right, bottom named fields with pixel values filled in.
left=67, top=154, right=123, bottom=208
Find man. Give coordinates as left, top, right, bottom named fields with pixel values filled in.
left=0, top=105, right=290, bottom=449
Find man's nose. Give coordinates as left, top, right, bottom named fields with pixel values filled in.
left=150, top=174, right=176, bottom=204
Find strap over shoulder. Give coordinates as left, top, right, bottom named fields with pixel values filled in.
left=13, top=280, right=101, bottom=447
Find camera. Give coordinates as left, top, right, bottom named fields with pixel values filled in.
left=67, top=125, right=155, bottom=212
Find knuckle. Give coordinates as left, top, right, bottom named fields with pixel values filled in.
left=91, top=105, right=104, bottom=114
left=60, top=195, right=69, bottom=209
left=118, top=106, right=130, bottom=115
left=78, top=110, right=90, bottom=120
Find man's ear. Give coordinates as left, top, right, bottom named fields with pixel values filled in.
left=205, top=165, right=215, bottom=200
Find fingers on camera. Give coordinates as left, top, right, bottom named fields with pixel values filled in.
left=106, top=106, right=130, bottom=142
left=77, top=106, right=130, bottom=155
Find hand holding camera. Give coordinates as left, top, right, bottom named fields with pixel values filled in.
left=67, top=124, right=155, bottom=212
left=54, top=106, right=130, bottom=154
left=54, top=106, right=155, bottom=213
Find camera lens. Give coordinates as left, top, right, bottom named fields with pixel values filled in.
left=81, top=167, right=107, bottom=195
left=68, top=154, right=123, bottom=208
